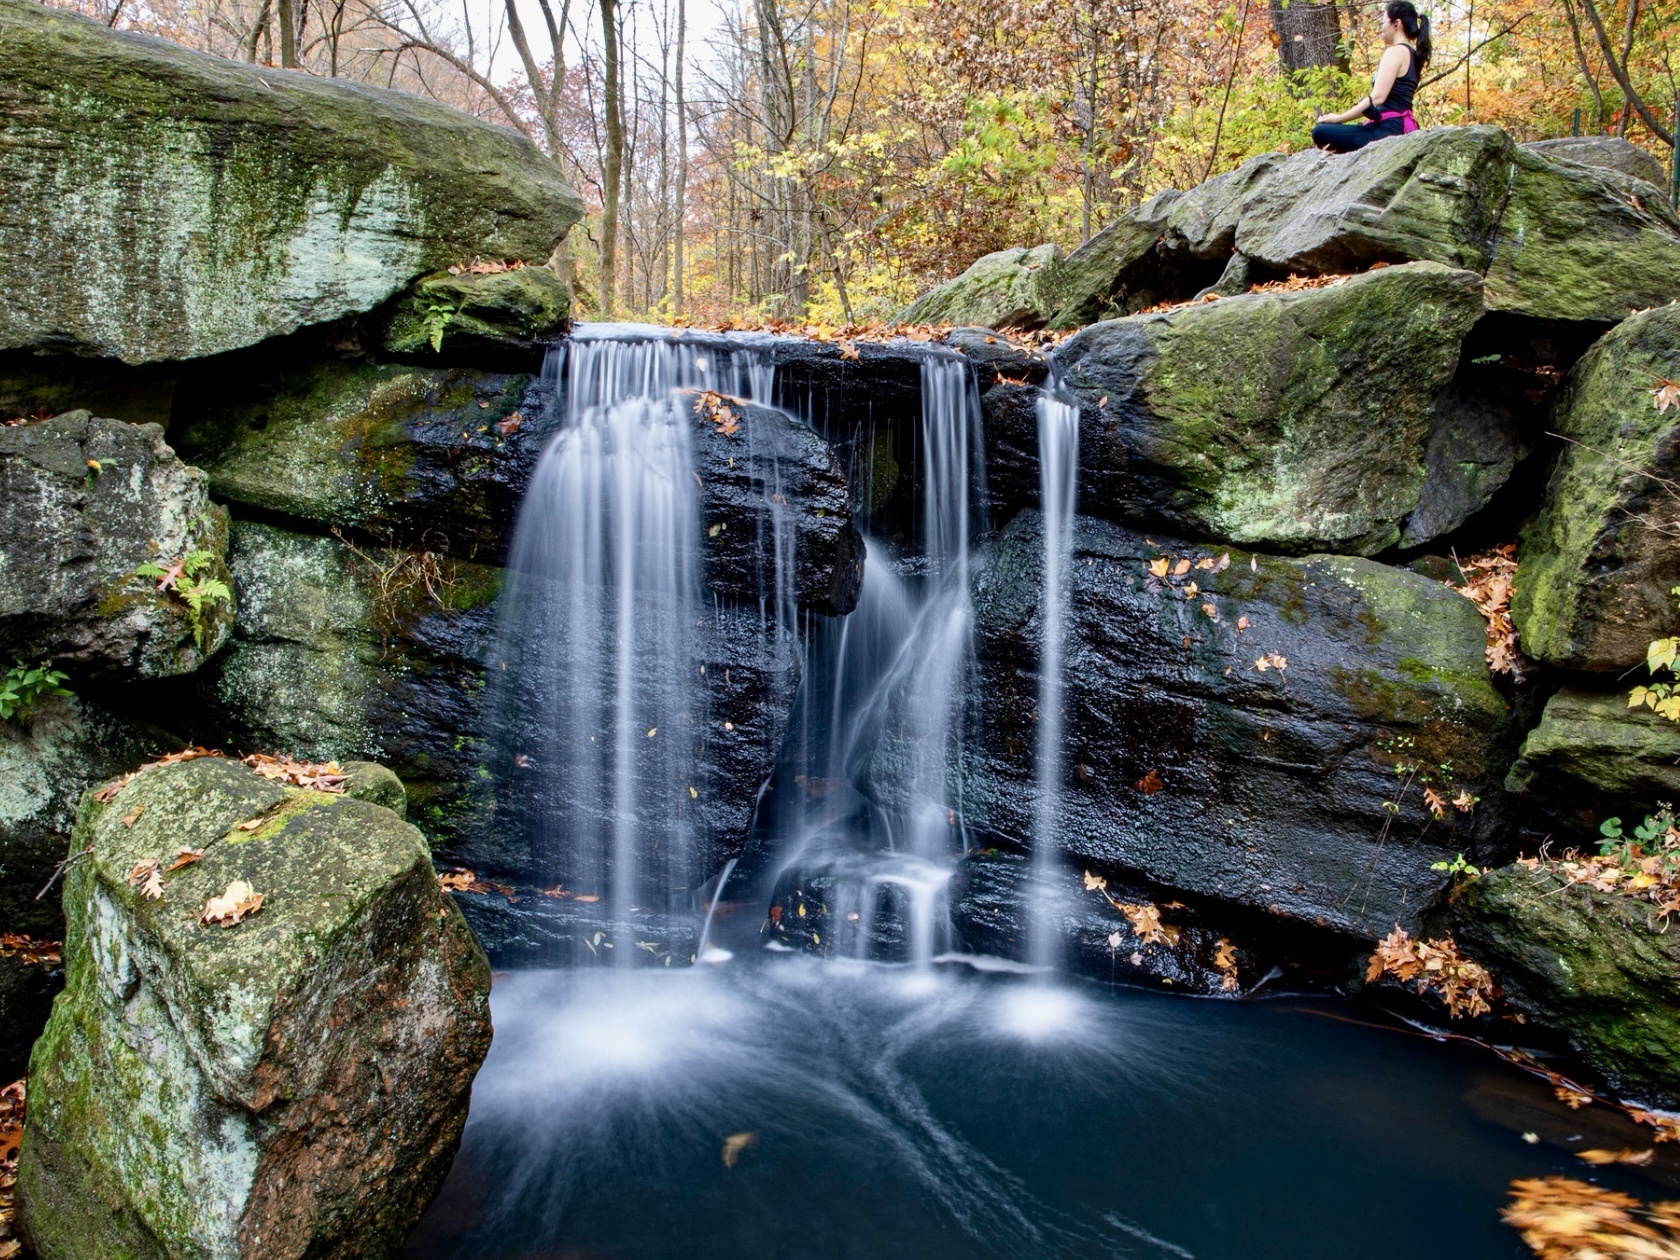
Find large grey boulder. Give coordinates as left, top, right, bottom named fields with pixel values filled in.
left=1512, top=302, right=1680, bottom=671
left=897, top=244, right=1066, bottom=330
left=0, top=411, right=233, bottom=678
left=1046, top=262, right=1485, bottom=554
left=965, top=512, right=1511, bottom=940
left=379, top=266, right=572, bottom=365
left=1521, top=136, right=1668, bottom=186
left=1506, top=686, right=1680, bottom=834
left=1022, top=126, right=1680, bottom=330
left=17, top=755, right=492, bottom=1259
left=0, top=0, right=582, bottom=364
left=0, top=694, right=178, bottom=938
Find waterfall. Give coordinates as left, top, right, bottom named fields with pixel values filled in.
left=1030, top=372, right=1080, bottom=972
left=493, top=327, right=786, bottom=947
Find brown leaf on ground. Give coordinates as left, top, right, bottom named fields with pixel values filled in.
left=1135, top=769, right=1164, bottom=795
left=1454, top=545, right=1528, bottom=681
left=0, top=934, right=61, bottom=966
left=128, top=857, right=164, bottom=900
left=1111, top=901, right=1180, bottom=947
left=0, top=1078, right=23, bottom=1249
left=721, top=1131, right=757, bottom=1168
left=165, top=847, right=204, bottom=872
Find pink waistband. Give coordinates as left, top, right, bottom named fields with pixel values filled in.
left=1379, top=109, right=1419, bottom=133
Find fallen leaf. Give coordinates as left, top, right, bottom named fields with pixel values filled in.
left=1236, top=615, right=1250, bottom=631
left=1146, top=557, right=1170, bottom=578
left=1201, top=602, right=1219, bottom=619
left=127, top=858, right=163, bottom=900
left=1656, top=378, right=1680, bottom=413
left=1171, top=558, right=1192, bottom=577
left=1555, top=1084, right=1594, bottom=1110
left=121, top=805, right=144, bottom=827
left=722, top=1131, right=757, bottom=1168
left=1424, top=787, right=1447, bottom=820
left=1083, top=869, right=1108, bottom=892
left=496, top=412, right=525, bottom=436
left=165, top=847, right=204, bottom=872
left=201, top=879, right=263, bottom=927
left=1577, top=1147, right=1656, bottom=1166
left=1135, top=769, right=1164, bottom=795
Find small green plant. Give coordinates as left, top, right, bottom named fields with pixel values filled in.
left=1630, top=587, right=1680, bottom=721
left=1598, top=807, right=1680, bottom=877
left=136, top=550, right=232, bottom=650
left=418, top=299, right=458, bottom=352
left=0, top=660, right=71, bottom=721
left=1430, top=853, right=1483, bottom=881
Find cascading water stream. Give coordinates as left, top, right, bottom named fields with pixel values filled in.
left=1030, top=370, right=1081, bottom=972
left=493, top=327, right=786, bottom=955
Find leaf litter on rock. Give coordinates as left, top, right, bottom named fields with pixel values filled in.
left=0, top=1079, right=22, bottom=1256
left=201, top=879, right=263, bottom=928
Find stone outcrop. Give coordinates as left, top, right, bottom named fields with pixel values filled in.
left=1456, top=864, right=1680, bottom=1108
left=0, top=411, right=233, bottom=678
left=17, top=754, right=492, bottom=1260
left=173, top=360, right=550, bottom=561
left=1521, top=136, right=1668, bottom=186
left=1045, top=262, right=1486, bottom=554
left=1505, top=686, right=1680, bottom=834
left=380, top=266, right=572, bottom=365
left=0, top=0, right=582, bottom=364
left=897, top=244, right=1066, bottom=330
left=0, top=694, right=178, bottom=938
left=964, top=512, right=1511, bottom=940
left=909, top=127, right=1680, bottom=333
left=1512, top=302, right=1680, bottom=672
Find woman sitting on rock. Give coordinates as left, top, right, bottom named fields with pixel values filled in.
left=1311, top=1, right=1431, bottom=152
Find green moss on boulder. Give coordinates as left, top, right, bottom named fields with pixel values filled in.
left=0, top=410, right=234, bottom=678
left=0, top=0, right=582, bottom=364
left=173, top=361, right=539, bottom=557
left=1506, top=686, right=1680, bottom=833
left=1512, top=303, right=1680, bottom=671
left=1456, top=865, right=1680, bottom=1107
left=1055, top=261, right=1485, bottom=553
left=382, top=267, right=571, bottom=360
left=897, top=244, right=1066, bottom=330
left=16, top=755, right=491, bottom=1260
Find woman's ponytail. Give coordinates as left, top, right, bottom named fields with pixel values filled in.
left=1386, top=1, right=1432, bottom=68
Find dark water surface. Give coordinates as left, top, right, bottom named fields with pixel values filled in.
left=401, top=960, right=1656, bottom=1260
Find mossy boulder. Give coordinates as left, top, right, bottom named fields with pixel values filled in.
left=1506, top=686, right=1680, bottom=834
left=381, top=266, right=571, bottom=363
left=0, top=411, right=233, bottom=678
left=1455, top=865, right=1680, bottom=1107
left=1048, top=262, right=1485, bottom=554
left=1512, top=303, right=1680, bottom=671
left=173, top=362, right=547, bottom=559
left=16, top=755, right=492, bottom=1259
left=897, top=244, right=1066, bottom=331
left=200, top=520, right=501, bottom=863
left=1031, top=127, right=1680, bottom=331
left=0, top=0, right=581, bottom=365
left=965, top=512, right=1511, bottom=939
left=1521, top=137, right=1667, bottom=187
left=0, top=694, right=179, bottom=939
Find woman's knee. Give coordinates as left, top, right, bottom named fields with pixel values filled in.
left=1310, top=123, right=1344, bottom=150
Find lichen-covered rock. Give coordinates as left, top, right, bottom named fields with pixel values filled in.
left=0, top=0, right=582, bottom=364
left=0, top=411, right=233, bottom=677
left=897, top=244, right=1066, bottom=330
left=16, top=755, right=492, bottom=1260
left=1043, top=154, right=1285, bottom=329
left=1506, top=686, right=1680, bottom=833
left=965, top=512, right=1511, bottom=940
left=0, top=693, right=178, bottom=938
left=1236, top=126, right=1680, bottom=324
left=1051, top=262, right=1485, bottom=554
left=173, top=362, right=548, bottom=560
left=691, top=396, right=864, bottom=616
left=1521, top=136, right=1668, bottom=186
left=1455, top=865, right=1680, bottom=1107
left=1032, top=127, right=1680, bottom=331
left=200, top=521, right=501, bottom=861
left=1512, top=303, right=1680, bottom=671
left=380, top=266, right=571, bottom=364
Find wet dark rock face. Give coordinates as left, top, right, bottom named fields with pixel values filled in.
left=964, top=511, right=1512, bottom=941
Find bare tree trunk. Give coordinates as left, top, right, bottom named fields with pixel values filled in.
left=673, top=0, right=687, bottom=317
left=277, top=0, right=298, bottom=67
left=245, top=0, right=272, bottom=61
left=600, top=0, right=625, bottom=319
left=1268, top=0, right=1346, bottom=71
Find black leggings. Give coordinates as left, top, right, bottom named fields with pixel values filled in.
left=1311, top=116, right=1405, bottom=153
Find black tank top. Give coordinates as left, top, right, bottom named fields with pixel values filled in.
left=1366, top=45, right=1418, bottom=117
